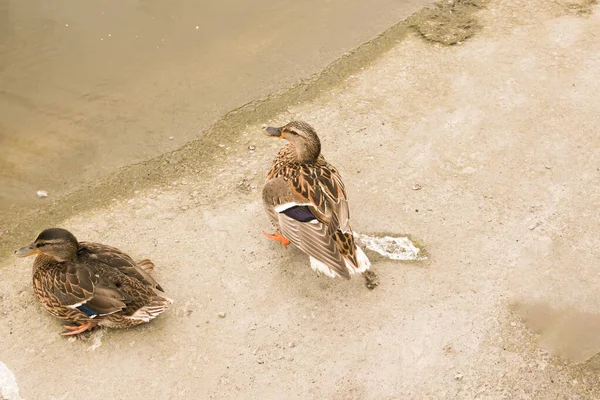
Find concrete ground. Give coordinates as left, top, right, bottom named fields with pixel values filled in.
left=1, top=0, right=599, bottom=398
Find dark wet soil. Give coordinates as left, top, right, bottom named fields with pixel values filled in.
left=408, top=0, right=486, bottom=45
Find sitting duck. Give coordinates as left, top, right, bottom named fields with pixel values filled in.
left=15, top=228, right=173, bottom=336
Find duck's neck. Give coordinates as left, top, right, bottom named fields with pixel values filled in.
left=33, top=251, right=77, bottom=271
left=291, top=140, right=321, bottom=165
left=33, top=254, right=59, bottom=273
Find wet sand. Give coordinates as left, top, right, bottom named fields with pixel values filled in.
left=0, top=0, right=432, bottom=215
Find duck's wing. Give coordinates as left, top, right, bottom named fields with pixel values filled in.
left=79, top=242, right=163, bottom=292
left=263, top=172, right=351, bottom=279
left=310, top=162, right=351, bottom=233
left=45, top=262, right=128, bottom=318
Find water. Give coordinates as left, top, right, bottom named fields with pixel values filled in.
left=0, top=0, right=431, bottom=216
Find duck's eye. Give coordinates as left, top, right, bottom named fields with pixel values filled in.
left=36, top=242, right=46, bottom=248
left=287, top=130, right=298, bottom=135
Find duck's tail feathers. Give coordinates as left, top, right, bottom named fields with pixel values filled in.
left=136, top=259, right=155, bottom=273
left=128, top=296, right=174, bottom=323
left=309, top=256, right=342, bottom=279
left=345, top=246, right=371, bottom=275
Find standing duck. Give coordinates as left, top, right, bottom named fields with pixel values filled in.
left=262, top=121, right=371, bottom=280
left=15, top=228, right=173, bottom=336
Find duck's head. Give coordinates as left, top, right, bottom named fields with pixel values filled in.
left=264, top=121, right=321, bottom=164
left=15, top=228, right=79, bottom=262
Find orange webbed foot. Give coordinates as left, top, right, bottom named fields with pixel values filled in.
left=263, top=231, right=291, bottom=249
left=61, top=321, right=97, bottom=336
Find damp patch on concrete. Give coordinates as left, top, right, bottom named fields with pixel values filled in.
left=0, top=361, right=21, bottom=400
left=558, top=0, right=598, bottom=15
left=511, top=301, right=600, bottom=364
left=408, top=0, right=486, bottom=45
left=355, top=233, right=426, bottom=261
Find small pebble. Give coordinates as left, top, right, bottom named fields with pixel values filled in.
left=195, top=25, right=200, bottom=30
left=217, top=312, right=226, bottom=318
left=169, top=136, right=174, bottom=140
left=288, top=342, right=296, bottom=348
left=248, top=145, right=256, bottom=151
left=411, top=184, right=422, bottom=190
left=454, top=373, right=463, bottom=380
left=511, top=321, right=517, bottom=327
left=37, top=190, right=48, bottom=198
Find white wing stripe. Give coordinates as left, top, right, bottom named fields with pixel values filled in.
left=274, top=202, right=312, bottom=213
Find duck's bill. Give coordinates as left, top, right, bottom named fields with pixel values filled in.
left=14, top=244, right=39, bottom=257
left=264, top=126, right=283, bottom=138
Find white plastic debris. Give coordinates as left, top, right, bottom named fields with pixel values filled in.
left=88, top=330, right=104, bottom=351
left=355, top=233, right=425, bottom=261
left=0, top=361, right=22, bottom=400
left=36, top=190, right=48, bottom=198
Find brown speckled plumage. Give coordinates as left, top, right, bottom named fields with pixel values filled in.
left=262, top=121, right=370, bottom=279
left=17, top=228, right=172, bottom=334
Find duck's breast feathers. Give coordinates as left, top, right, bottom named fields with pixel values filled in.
left=78, top=242, right=163, bottom=291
